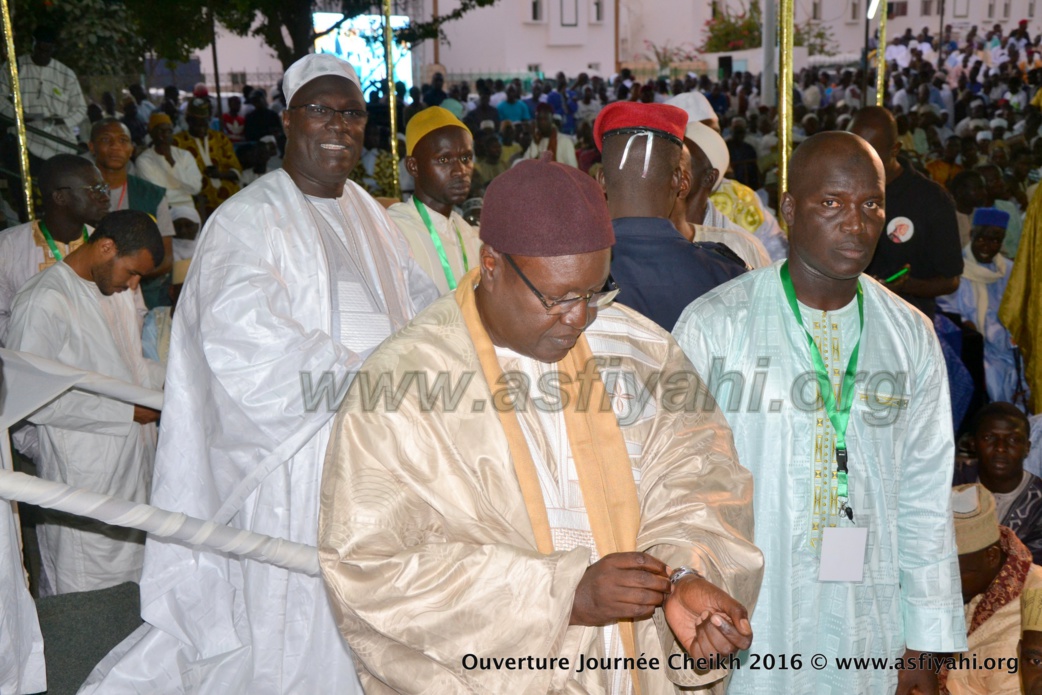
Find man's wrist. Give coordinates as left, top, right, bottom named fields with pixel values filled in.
left=670, top=566, right=703, bottom=585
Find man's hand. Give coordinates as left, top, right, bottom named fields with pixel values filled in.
left=895, top=649, right=938, bottom=695
left=880, top=264, right=911, bottom=291
left=133, top=405, right=160, bottom=424
left=664, top=575, right=752, bottom=663
left=569, top=552, right=671, bottom=626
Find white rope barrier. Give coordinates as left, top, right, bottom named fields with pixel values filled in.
left=0, top=470, right=320, bottom=576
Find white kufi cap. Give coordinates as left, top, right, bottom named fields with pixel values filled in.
left=283, top=53, right=361, bottom=106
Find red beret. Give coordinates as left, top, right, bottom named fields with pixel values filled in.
left=593, top=101, right=687, bottom=152
left=480, top=154, right=614, bottom=257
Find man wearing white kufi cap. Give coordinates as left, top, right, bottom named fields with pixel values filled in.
left=666, top=91, right=789, bottom=261
left=81, top=52, right=439, bottom=694
left=669, top=121, right=771, bottom=269
left=944, top=483, right=1042, bottom=694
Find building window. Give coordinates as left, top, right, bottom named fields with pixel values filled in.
left=1003, top=0, right=1011, bottom=17
left=850, top=0, right=859, bottom=21
left=987, top=0, right=995, bottom=18
left=531, top=0, right=543, bottom=21
left=921, top=0, right=932, bottom=15
left=890, top=1, right=909, bottom=17
left=591, top=0, right=603, bottom=22
left=1031, top=0, right=1037, bottom=17
left=561, top=0, right=578, bottom=26
left=812, top=0, right=822, bottom=20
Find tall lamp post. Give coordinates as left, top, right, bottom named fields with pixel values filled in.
left=868, top=0, right=887, bottom=106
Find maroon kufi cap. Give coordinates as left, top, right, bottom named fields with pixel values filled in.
left=593, top=101, right=687, bottom=152
left=535, top=102, right=554, bottom=115
left=480, top=154, right=614, bottom=256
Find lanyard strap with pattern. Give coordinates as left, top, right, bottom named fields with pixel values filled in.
left=39, top=221, right=89, bottom=262
left=779, top=261, right=864, bottom=518
left=414, top=196, right=468, bottom=290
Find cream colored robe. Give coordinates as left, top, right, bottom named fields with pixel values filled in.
left=320, top=295, right=763, bottom=694
left=947, top=564, right=1042, bottom=695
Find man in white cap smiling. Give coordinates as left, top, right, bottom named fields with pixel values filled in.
left=81, top=52, right=439, bottom=694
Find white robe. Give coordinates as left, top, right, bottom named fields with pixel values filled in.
left=134, top=147, right=203, bottom=208
left=80, top=170, right=438, bottom=694
left=674, top=263, right=967, bottom=694
left=6, top=262, right=163, bottom=596
left=693, top=223, right=771, bottom=269
left=703, top=197, right=788, bottom=262
left=0, top=222, right=148, bottom=463
left=0, top=488, right=45, bottom=695
left=0, top=221, right=90, bottom=347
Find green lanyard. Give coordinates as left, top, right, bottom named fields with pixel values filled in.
left=414, top=196, right=468, bottom=290
left=779, top=261, right=864, bottom=517
left=39, top=221, right=89, bottom=262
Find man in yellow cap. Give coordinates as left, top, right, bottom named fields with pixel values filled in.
left=1022, top=587, right=1042, bottom=694
left=135, top=111, right=203, bottom=210
left=387, top=106, right=482, bottom=294
left=945, top=483, right=1042, bottom=694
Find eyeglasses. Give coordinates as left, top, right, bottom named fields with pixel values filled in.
left=289, top=103, right=368, bottom=122
left=58, top=183, right=110, bottom=197
left=503, top=254, right=620, bottom=315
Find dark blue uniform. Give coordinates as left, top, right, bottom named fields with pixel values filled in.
left=610, top=217, right=747, bottom=331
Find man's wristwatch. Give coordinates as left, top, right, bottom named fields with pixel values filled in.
left=669, top=566, right=703, bottom=585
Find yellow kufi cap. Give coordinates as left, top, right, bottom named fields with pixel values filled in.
left=405, top=106, right=468, bottom=156
left=148, top=112, right=172, bottom=130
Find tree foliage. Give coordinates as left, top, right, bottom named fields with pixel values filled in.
left=699, top=0, right=838, bottom=57
left=10, top=0, right=503, bottom=75
left=136, top=0, right=500, bottom=71
left=11, top=0, right=148, bottom=76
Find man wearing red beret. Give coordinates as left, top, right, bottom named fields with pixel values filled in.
left=321, top=155, right=764, bottom=694
left=593, top=101, right=746, bottom=331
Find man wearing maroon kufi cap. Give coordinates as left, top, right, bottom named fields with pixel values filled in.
left=320, top=152, right=763, bottom=694
left=592, top=101, right=746, bottom=332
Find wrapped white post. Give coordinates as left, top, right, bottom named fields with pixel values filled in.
left=0, top=471, right=319, bottom=575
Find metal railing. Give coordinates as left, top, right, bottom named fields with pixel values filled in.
left=0, top=112, right=80, bottom=151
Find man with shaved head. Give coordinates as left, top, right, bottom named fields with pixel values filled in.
left=675, top=131, right=967, bottom=694
left=850, top=106, right=963, bottom=319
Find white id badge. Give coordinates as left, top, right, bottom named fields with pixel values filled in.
left=818, top=526, right=868, bottom=582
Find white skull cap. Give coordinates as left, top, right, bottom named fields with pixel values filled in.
left=283, top=53, right=361, bottom=106
left=684, top=121, right=729, bottom=191
left=666, top=91, right=719, bottom=126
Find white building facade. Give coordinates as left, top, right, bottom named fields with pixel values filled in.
left=407, top=0, right=1042, bottom=79
left=193, top=1, right=1042, bottom=90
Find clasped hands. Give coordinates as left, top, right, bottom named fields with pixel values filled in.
left=569, top=551, right=752, bottom=663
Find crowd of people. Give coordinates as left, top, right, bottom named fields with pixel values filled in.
left=1, top=16, right=1042, bottom=695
